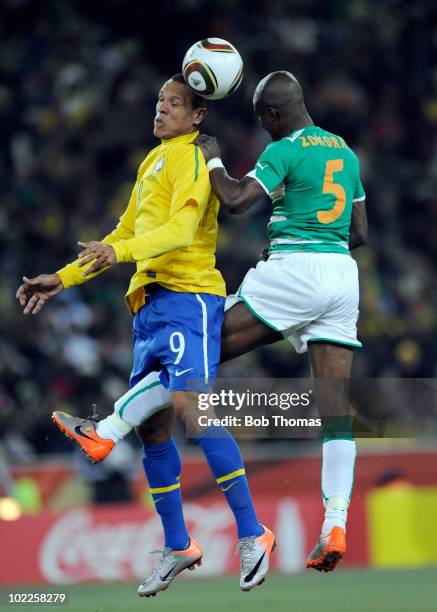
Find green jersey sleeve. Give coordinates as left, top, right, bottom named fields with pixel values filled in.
left=246, top=140, right=291, bottom=194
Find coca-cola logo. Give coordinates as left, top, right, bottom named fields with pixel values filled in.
left=38, top=504, right=236, bottom=584
left=38, top=500, right=304, bottom=584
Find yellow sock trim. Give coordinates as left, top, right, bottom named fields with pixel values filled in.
left=149, top=483, right=180, bottom=494
left=216, top=468, right=246, bottom=484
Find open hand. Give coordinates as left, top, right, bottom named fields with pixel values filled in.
left=16, top=273, right=64, bottom=315
left=77, top=241, right=116, bottom=276
left=194, top=134, right=221, bottom=162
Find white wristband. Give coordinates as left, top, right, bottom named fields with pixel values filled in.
left=207, top=157, right=224, bottom=172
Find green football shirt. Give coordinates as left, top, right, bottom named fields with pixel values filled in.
left=247, top=126, right=365, bottom=255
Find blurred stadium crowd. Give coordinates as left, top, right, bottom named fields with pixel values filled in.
left=1, top=0, right=437, bottom=459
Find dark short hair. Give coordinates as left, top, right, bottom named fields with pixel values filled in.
left=170, top=73, right=209, bottom=110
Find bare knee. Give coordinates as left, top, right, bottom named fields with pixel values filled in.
left=136, top=406, right=174, bottom=446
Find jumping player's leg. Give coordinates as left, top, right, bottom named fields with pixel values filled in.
left=134, top=291, right=275, bottom=592
left=134, top=384, right=276, bottom=591
left=306, top=341, right=356, bottom=572
left=136, top=401, right=206, bottom=598
left=136, top=408, right=191, bottom=545
left=133, top=300, right=280, bottom=548
left=164, top=387, right=275, bottom=591
left=170, top=389, right=262, bottom=537
left=131, top=384, right=272, bottom=590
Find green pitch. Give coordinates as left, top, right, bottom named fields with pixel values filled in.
left=2, top=568, right=437, bottom=612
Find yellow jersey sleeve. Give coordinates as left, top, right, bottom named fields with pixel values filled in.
left=112, top=144, right=211, bottom=263
left=57, top=182, right=137, bottom=289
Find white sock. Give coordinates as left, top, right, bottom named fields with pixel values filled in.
left=322, top=496, right=349, bottom=535
left=96, top=371, right=172, bottom=443
left=96, top=413, right=132, bottom=443
left=321, top=439, right=356, bottom=535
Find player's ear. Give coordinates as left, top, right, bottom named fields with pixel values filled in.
left=193, top=106, right=207, bottom=127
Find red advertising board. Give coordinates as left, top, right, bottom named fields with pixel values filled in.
left=0, top=495, right=368, bottom=585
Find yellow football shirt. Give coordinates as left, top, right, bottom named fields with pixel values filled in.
left=57, top=131, right=226, bottom=314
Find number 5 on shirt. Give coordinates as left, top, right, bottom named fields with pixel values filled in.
left=318, top=159, right=346, bottom=224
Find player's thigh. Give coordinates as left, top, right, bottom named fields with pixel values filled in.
left=221, top=302, right=282, bottom=362
left=308, top=342, right=354, bottom=418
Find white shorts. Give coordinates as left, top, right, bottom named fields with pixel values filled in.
left=225, top=252, right=362, bottom=354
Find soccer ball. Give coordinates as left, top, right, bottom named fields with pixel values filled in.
left=182, top=38, right=243, bottom=101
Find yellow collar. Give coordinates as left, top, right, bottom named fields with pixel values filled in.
left=161, top=130, right=199, bottom=145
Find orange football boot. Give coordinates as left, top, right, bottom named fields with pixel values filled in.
left=306, top=526, right=346, bottom=572
left=52, top=411, right=114, bottom=463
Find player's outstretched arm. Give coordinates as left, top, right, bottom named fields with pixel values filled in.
left=349, top=200, right=368, bottom=249
left=195, top=134, right=265, bottom=214
left=16, top=273, right=64, bottom=315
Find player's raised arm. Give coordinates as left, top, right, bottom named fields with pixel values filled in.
left=194, top=134, right=265, bottom=214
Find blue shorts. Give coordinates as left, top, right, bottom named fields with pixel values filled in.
left=130, top=288, right=225, bottom=392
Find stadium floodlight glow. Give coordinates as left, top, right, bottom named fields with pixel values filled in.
left=0, top=497, right=22, bottom=521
